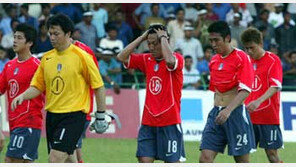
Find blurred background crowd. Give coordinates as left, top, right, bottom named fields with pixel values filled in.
left=0, top=3, right=295, bottom=92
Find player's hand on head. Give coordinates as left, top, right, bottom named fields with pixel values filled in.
left=246, top=100, right=260, bottom=113
left=90, top=111, right=111, bottom=134
left=215, top=108, right=231, bottom=125
left=11, top=94, right=24, bottom=111
left=154, top=28, right=168, bottom=39
left=140, top=30, right=149, bottom=41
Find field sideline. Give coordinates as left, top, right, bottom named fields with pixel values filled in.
left=0, top=137, right=294, bottom=163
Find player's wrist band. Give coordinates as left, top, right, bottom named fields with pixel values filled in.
left=97, top=111, right=105, bottom=113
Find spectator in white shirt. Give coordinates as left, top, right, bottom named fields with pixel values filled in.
left=268, top=3, right=295, bottom=28
left=226, top=3, right=253, bottom=28
left=183, top=55, right=201, bottom=90
left=175, top=25, right=204, bottom=68
left=167, top=8, right=190, bottom=49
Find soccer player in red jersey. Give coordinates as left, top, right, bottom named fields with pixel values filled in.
left=241, top=27, right=283, bottom=163
left=117, top=24, right=185, bottom=163
left=0, top=24, right=44, bottom=163
left=199, top=21, right=255, bottom=163
left=72, top=39, right=97, bottom=163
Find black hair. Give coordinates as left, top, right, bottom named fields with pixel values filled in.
left=15, top=23, right=37, bottom=46
left=289, top=50, right=296, bottom=58
left=41, top=3, right=50, bottom=10
left=260, top=9, right=270, bottom=15
left=21, top=4, right=29, bottom=11
left=10, top=18, right=20, bottom=29
left=39, top=20, right=46, bottom=29
left=148, top=23, right=167, bottom=34
left=105, top=24, right=118, bottom=32
left=203, top=45, right=212, bottom=52
left=0, top=45, right=5, bottom=51
left=184, top=55, right=193, bottom=60
left=176, top=7, right=184, bottom=15
left=47, top=13, right=74, bottom=35
left=151, top=3, right=159, bottom=10
left=208, top=21, right=231, bottom=39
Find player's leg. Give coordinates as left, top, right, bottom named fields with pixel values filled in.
left=224, top=105, right=255, bottom=163
left=157, top=124, right=186, bottom=163
left=234, top=154, right=249, bottom=163
left=265, top=149, right=281, bottom=163
left=257, top=125, right=283, bottom=163
left=75, top=120, right=90, bottom=163
left=199, top=106, right=227, bottom=163
left=5, top=128, right=41, bottom=163
left=47, top=111, right=86, bottom=163
left=136, top=125, right=156, bottom=163
left=199, top=149, right=218, bottom=163
left=49, top=149, right=71, bottom=163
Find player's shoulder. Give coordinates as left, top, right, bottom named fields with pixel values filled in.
left=173, top=52, right=184, bottom=60
left=3, top=59, right=15, bottom=70
left=233, top=48, right=251, bottom=62
left=30, top=56, right=41, bottom=66
left=42, top=49, right=56, bottom=58
left=265, top=51, right=281, bottom=63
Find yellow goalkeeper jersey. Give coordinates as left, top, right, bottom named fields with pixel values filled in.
left=31, top=44, right=104, bottom=114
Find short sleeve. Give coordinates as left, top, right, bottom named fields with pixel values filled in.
left=237, top=53, right=254, bottom=92
left=123, top=53, right=146, bottom=73
left=269, top=57, right=283, bottom=89
left=83, top=53, right=104, bottom=89
left=30, top=58, right=46, bottom=92
left=0, top=66, right=7, bottom=94
left=166, top=52, right=184, bottom=72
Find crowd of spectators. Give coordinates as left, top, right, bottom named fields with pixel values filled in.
left=0, top=3, right=295, bottom=91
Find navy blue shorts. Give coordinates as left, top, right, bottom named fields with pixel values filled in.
left=76, top=120, right=90, bottom=149
left=136, top=124, right=186, bottom=162
left=253, top=124, right=283, bottom=149
left=200, top=105, right=256, bottom=156
left=6, top=127, right=41, bottom=161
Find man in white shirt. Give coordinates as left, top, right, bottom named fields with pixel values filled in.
left=167, top=8, right=190, bottom=49
left=175, top=25, right=204, bottom=68
left=183, top=55, right=200, bottom=90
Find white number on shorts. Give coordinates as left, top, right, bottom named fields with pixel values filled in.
left=270, top=130, right=277, bottom=141
left=168, top=140, right=177, bottom=153
left=12, top=135, right=24, bottom=148
left=237, top=133, right=248, bottom=146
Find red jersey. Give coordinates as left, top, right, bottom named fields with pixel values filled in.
left=209, top=49, right=254, bottom=93
left=125, top=53, right=184, bottom=126
left=245, top=52, right=282, bottom=125
left=74, top=40, right=98, bottom=121
left=0, top=57, right=44, bottom=131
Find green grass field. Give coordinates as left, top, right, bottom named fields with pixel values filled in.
left=0, top=137, right=295, bottom=163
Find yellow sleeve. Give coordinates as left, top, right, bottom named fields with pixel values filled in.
left=30, top=58, right=45, bottom=92
left=82, top=53, right=104, bottom=89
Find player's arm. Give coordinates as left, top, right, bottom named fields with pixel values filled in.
left=247, top=87, right=279, bottom=112
left=154, top=28, right=175, bottom=68
left=215, top=90, right=250, bottom=125
left=117, top=30, right=149, bottom=64
left=11, top=86, right=42, bottom=111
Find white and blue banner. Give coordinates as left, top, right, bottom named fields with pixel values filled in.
left=138, top=90, right=296, bottom=142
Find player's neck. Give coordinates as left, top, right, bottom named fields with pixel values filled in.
left=221, top=45, right=234, bottom=58
left=17, top=51, right=31, bottom=62
left=255, top=49, right=265, bottom=60
left=56, top=41, right=71, bottom=52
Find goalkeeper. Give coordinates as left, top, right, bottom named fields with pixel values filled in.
left=11, top=14, right=110, bottom=163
